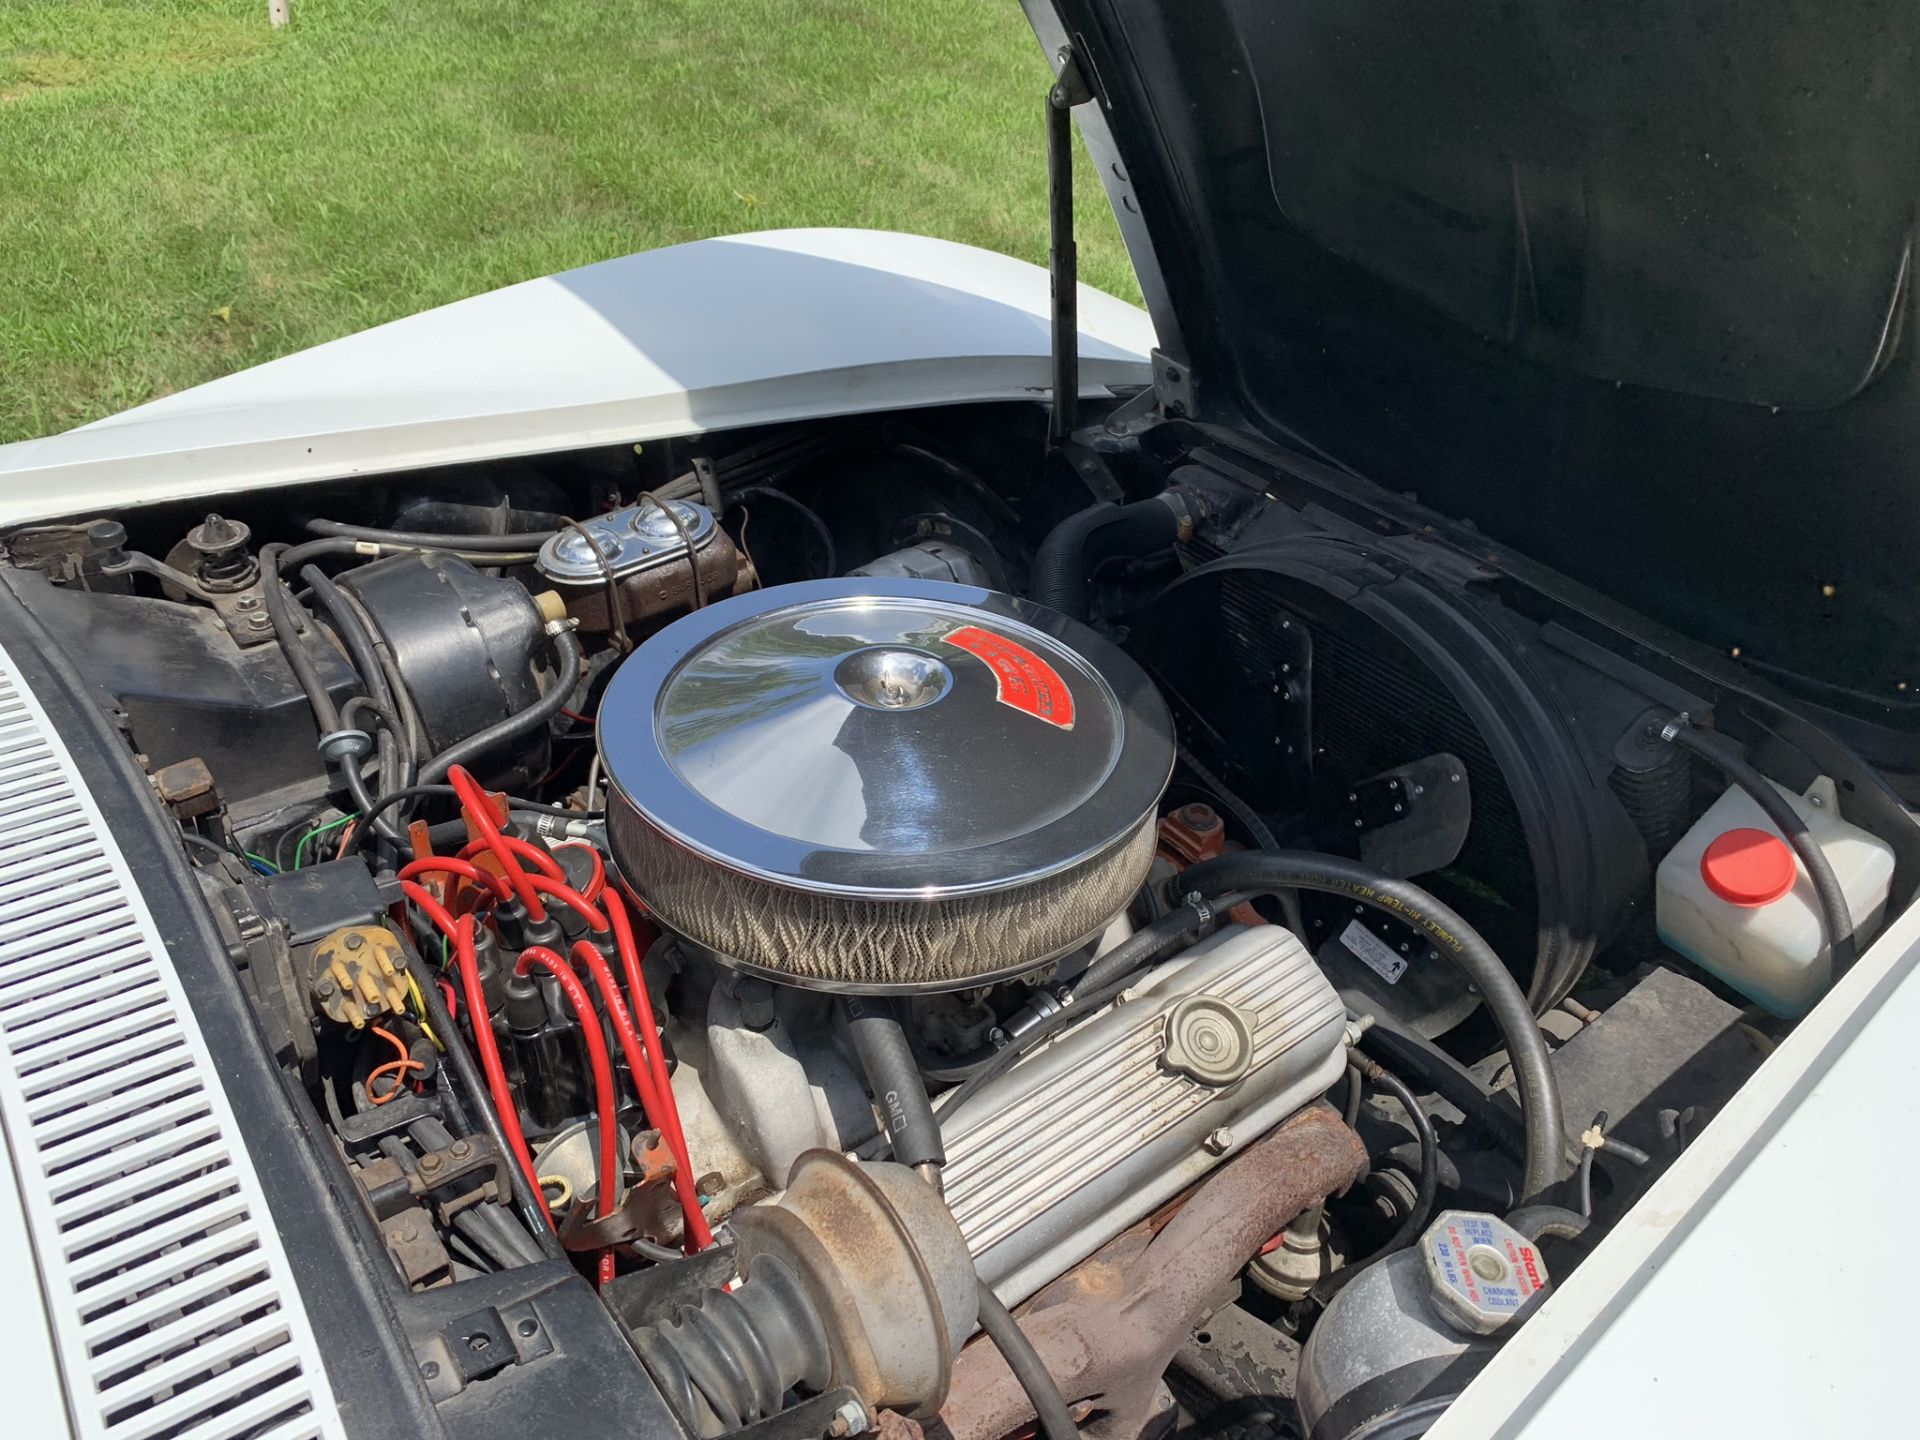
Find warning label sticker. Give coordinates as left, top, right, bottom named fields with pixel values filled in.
left=1340, top=920, right=1408, bottom=984
left=942, top=625, right=1076, bottom=729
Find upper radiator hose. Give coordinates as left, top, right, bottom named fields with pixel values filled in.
left=1029, top=495, right=1185, bottom=620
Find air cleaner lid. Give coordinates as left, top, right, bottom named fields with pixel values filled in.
left=598, top=579, right=1175, bottom=897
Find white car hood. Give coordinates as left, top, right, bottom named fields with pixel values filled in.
left=0, top=228, right=1156, bottom=526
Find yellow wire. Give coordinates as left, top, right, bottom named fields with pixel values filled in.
left=406, top=971, right=444, bottom=1051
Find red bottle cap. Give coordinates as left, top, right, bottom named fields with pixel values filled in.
left=1700, top=828, right=1799, bottom=907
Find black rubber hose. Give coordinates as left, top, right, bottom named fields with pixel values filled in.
left=414, top=964, right=565, bottom=1258
left=305, top=565, right=413, bottom=846
left=974, top=1279, right=1079, bottom=1440
left=409, top=1113, right=545, bottom=1269
left=260, top=544, right=342, bottom=733
left=1355, top=1006, right=1529, bottom=1161
left=306, top=518, right=557, bottom=551
left=417, top=627, right=583, bottom=785
left=1362, top=1061, right=1439, bottom=1255
left=1075, top=893, right=1239, bottom=994
left=911, top=890, right=1257, bottom=1091
left=842, top=997, right=945, bottom=1171
left=1028, top=498, right=1180, bottom=620
left=346, top=784, right=603, bottom=854
left=934, top=973, right=1134, bottom=1125
left=303, top=566, right=394, bottom=719
left=1661, top=718, right=1858, bottom=975
left=1180, top=850, right=1568, bottom=1201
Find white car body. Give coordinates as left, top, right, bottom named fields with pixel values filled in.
left=2, top=221, right=1910, bottom=1439
left=0, top=228, right=1155, bottom=528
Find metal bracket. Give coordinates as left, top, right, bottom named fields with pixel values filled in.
left=412, top=1135, right=514, bottom=1224
left=419, top=1300, right=556, bottom=1399
left=1151, top=348, right=1196, bottom=419
left=1049, top=44, right=1092, bottom=110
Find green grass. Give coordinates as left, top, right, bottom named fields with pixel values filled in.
left=0, top=0, right=1138, bottom=444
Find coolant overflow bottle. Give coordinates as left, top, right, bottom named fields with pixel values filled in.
left=1656, top=774, right=1894, bottom=1017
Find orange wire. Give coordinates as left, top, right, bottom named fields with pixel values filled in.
left=367, top=1024, right=423, bottom=1104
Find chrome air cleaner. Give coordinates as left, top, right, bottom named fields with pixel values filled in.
left=598, top=579, right=1174, bottom=991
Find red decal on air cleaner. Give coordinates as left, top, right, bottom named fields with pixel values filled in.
left=943, top=625, right=1076, bottom=729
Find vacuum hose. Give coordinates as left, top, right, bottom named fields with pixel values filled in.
left=1179, top=849, right=1569, bottom=1201
left=417, top=625, right=583, bottom=785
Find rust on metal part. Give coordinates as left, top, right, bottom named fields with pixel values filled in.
left=921, top=1105, right=1368, bottom=1440
left=1156, top=803, right=1263, bottom=926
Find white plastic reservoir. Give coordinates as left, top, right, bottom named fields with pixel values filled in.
left=1656, top=775, right=1894, bottom=1017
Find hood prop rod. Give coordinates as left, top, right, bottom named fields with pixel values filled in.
left=1047, top=46, right=1092, bottom=450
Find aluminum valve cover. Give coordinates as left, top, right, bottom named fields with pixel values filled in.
left=599, top=578, right=1174, bottom=990
left=943, top=922, right=1350, bottom=1306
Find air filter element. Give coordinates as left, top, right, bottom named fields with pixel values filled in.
left=599, top=579, right=1174, bottom=991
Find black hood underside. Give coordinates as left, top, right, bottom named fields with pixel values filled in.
left=1046, top=0, right=1920, bottom=721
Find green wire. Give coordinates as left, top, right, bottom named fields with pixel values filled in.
left=243, top=851, right=280, bottom=874
left=292, top=813, right=358, bottom=869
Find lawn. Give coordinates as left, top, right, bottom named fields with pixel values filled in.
left=0, top=0, right=1138, bottom=444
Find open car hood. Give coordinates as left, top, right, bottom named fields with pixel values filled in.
left=1036, top=0, right=1920, bottom=729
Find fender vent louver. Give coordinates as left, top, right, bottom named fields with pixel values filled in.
left=0, top=646, right=341, bottom=1440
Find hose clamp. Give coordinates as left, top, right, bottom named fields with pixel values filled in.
left=1183, top=890, right=1218, bottom=933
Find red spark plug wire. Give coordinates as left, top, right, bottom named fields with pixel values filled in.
left=399, top=891, right=549, bottom=1224
left=397, top=855, right=513, bottom=904
left=554, top=840, right=607, bottom=902
left=516, top=944, right=620, bottom=1286
left=603, top=890, right=713, bottom=1250
left=449, top=765, right=553, bottom=920
left=568, top=940, right=711, bottom=1253
left=521, top=873, right=608, bottom=932
left=401, top=806, right=713, bottom=1257
left=458, top=832, right=568, bottom=885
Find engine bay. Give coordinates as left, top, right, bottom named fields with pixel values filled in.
left=4, top=399, right=1911, bottom=1440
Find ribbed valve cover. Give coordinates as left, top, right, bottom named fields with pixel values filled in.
left=599, top=579, right=1174, bottom=991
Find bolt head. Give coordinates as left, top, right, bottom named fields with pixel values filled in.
left=1203, top=1127, right=1234, bottom=1155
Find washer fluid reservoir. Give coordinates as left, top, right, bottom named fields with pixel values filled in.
left=1656, top=774, right=1894, bottom=1017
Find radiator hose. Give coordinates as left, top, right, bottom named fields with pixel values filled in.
left=1179, top=850, right=1569, bottom=1202
left=1029, top=497, right=1182, bottom=620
